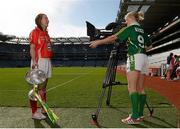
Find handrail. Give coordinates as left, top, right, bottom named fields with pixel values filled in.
left=152, top=30, right=180, bottom=45
left=147, top=37, right=180, bottom=52
left=152, top=18, right=180, bottom=38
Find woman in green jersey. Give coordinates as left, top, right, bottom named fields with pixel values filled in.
left=90, top=11, right=152, bottom=124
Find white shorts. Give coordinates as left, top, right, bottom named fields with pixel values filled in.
left=127, top=53, right=148, bottom=75
left=166, top=64, right=173, bottom=70
left=31, top=58, right=52, bottom=78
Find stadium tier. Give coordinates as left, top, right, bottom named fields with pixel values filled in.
left=0, top=41, right=116, bottom=67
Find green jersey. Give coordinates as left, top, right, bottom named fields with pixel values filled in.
left=167, top=56, right=171, bottom=65
left=175, top=57, right=179, bottom=64
left=115, top=24, right=151, bottom=55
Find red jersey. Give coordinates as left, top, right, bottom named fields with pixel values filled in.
left=29, top=27, right=53, bottom=62
left=171, top=57, right=174, bottom=66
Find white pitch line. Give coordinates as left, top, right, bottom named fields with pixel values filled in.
left=46, top=71, right=92, bottom=92
left=1, top=75, right=84, bottom=93
left=0, top=70, right=93, bottom=93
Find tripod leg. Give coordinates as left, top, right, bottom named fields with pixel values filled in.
left=106, top=85, right=112, bottom=106
left=106, top=54, right=117, bottom=106
left=91, top=49, right=118, bottom=125
left=92, top=87, right=107, bottom=124
left=145, top=101, right=154, bottom=117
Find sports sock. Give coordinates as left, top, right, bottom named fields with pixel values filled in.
left=139, top=94, right=147, bottom=117
left=39, top=89, right=46, bottom=102
left=130, top=92, right=139, bottom=119
left=30, top=100, right=37, bottom=114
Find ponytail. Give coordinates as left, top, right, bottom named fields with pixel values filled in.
left=137, top=12, right=144, bottom=21
left=125, top=11, right=145, bottom=22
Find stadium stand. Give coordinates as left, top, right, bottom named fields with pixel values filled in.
left=0, top=36, right=115, bottom=67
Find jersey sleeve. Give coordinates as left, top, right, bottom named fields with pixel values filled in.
left=115, top=27, right=130, bottom=43
left=29, top=30, right=38, bottom=45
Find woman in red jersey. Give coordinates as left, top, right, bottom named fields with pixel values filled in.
left=29, top=13, right=53, bottom=120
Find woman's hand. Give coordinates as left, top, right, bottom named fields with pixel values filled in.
left=89, top=41, right=99, bottom=48
left=32, top=62, right=38, bottom=69
left=89, top=35, right=117, bottom=49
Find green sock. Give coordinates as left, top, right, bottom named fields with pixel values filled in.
left=130, top=92, right=139, bottom=119
left=139, top=94, right=147, bottom=117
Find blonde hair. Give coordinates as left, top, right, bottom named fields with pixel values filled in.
left=125, top=11, right=144, bottom=22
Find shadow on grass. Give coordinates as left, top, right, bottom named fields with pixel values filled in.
left=109, top=105, right=129, bottom=115
left=44, top=116, right=61, bottom=128
left=105, top=106, right=176, bottom=128
left=134, top=116, right=176, bottom=128
left=33, top=117, right=60, bottom=128
left=132, top=124, right=148, bottom=128
left=92, top=121, right=108, bottom=128
left=110, top=107, right=149, bottom=128
left=33, top=120, right=45, bottom=128
left=90, top=116, right=108, bottom=128
left=142, top=120, right=169, bottom=128
left=91, top=105, right=129, bottom=128
left=150, top=116, right=176, bottom=127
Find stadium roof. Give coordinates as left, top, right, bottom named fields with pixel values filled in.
left=116, top=0, right=180, bottom=34
left=0, top=37, right=90, bottom=45
left=0, top=32, right=15, bottom=42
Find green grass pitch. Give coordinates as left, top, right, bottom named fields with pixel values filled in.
left=0, top=67, right=178, bottom=127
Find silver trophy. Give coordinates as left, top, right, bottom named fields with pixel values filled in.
left=25, top=68, right=47, bottom=101
left=25, top=68, right=47, bottom=86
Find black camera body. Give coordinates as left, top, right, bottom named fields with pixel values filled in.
left=86, top=21, right=124, bottom=41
